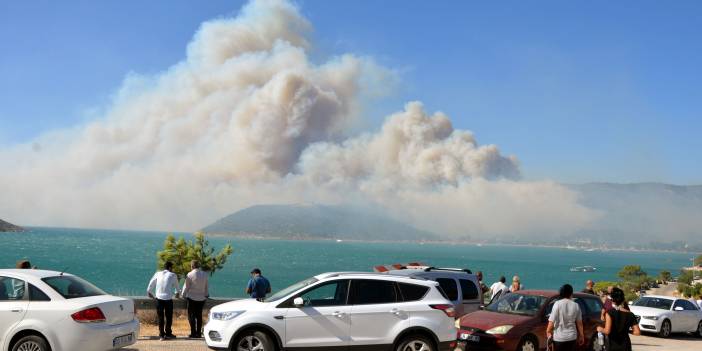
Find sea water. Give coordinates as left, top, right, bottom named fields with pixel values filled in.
left=0, top=227, right=693, bottom=297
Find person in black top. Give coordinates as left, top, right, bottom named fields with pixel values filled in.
left=582, top=280, right=595, bottom=295
left=597, top=287, right=641, bottom=351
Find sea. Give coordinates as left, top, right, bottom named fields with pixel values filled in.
left=0, top=227, right=694, bottom=298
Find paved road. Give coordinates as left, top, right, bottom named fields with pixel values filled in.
left=645, top=282, right=678, bottom=297
left=127, top=334, right=701, bottom=351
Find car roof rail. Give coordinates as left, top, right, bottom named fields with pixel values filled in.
left=423, top=267, right=473, bottom=274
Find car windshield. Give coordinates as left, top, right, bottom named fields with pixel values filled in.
left=42, top=275, right=106, bottom=299
left=632, top=297, right=673, bottom=310
left=265, top=277, right=318, bottom=302
left=486, top=293, right=547, bottom=316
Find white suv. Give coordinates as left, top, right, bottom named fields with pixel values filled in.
left=204, top=272, right=457, bottom=351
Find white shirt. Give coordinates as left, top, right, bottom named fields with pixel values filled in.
left=147, top=270, right=180, bottom=300
left=182, top=269, right=209, bottom=301
left=489, top=281, right=509, bottom=299
left=549, top=298, right=582, bottom=342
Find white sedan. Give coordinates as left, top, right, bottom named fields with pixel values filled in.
left=0, top=269, right=139, bottom=351
left=629, top=295, right=702, bottom=338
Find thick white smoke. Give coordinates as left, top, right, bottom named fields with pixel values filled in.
left=0, top=0, right=598, bottom=236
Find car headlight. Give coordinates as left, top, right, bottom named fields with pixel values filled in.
left=455, top=319, right=461, bottom=329
left=211, top=311, right=244, bottom=321
left=642, top=315, right=659, bottom=320
left=486, top=325, right=514, bottom=335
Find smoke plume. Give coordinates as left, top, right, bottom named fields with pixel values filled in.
left=0, top=0, right=598, bottom=237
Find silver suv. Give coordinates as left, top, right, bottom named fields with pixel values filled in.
left=380, top=266, right=483, bottom=318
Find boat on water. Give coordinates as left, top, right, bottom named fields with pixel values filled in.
left=570, top=265, right=597, bottom=272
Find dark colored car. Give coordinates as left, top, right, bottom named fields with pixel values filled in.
left=456, top=290, right=604, bottom=351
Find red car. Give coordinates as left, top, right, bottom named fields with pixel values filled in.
left=456, top=290, right=604, bottom=351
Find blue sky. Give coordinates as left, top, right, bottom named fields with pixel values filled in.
left=1, top=0, right=700, bottom=184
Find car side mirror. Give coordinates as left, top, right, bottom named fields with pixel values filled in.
left=674, top=306, right=684, bottom=311
left=293, top=297, right=305, bottom=307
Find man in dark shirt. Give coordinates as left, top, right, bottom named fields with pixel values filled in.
left=246, top=268, right=271, bottom=301
left=476, top=271, right=490, bottom=295
left=582, top=280, right=595, bottom=295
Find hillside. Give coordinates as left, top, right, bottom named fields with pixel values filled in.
left=0, top=219, right=24, bottom=232
left=202, top=204, right=438, bottom=241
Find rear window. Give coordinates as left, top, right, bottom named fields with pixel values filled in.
left=460, top=279, right=479, bottom=300
left=349, top=279, right=397, bottom=305
left=583, top=297, right=603, bottom=316
left=436, top=278, right=458, bottom=301
left=42, top=276, right=106, bottom=299
left=398, top=283, right=429, bottom=302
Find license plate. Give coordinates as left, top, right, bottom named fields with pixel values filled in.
left=113, top=333, right=133, bottom=347
left=460, top=333, right=480, bottom=342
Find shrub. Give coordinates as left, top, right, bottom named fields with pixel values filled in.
left=156, top=232, right=233, bottom=280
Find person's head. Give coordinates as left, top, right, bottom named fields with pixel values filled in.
left=512, top=275, right=520, bottom=285
left=607, top=285, right=614, bottom=294
left=477, top=271, right=483, bottom=281
left=16, top=260, right=31, bottom=269
left=586, top=280, right=594, bottom=289
left=251, top=268, right=261, bottom=276
left=610, top=287, right=626, bottom=306
left=499, top=276, right=506, bottom=283
left=559, top=284, right=574, bottom=299
left=164, top=261, right=173, bottom=271
left=191, top=260, right=200, bottom=270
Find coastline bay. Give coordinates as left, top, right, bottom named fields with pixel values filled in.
left=0, top=227, right=693, bottom=297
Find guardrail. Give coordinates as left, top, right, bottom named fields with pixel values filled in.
left=128, top=296, right=240, bottom=310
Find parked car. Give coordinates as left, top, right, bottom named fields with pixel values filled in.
left=378, top=265, right=483, bottom=318
left=0, top=269, right=139, bottom=351
left=456, top=290, right=604, bottom=351
left=205, top=272, right=457, bottom=351
left=629, top=295, right=702, bottom=338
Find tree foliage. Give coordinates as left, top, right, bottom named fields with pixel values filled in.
left=694, top=254, right=702, bottom=267
left=618, top=265, right=647, bottom=281
left=658, top=270, right=672, bottom=282
left=593, top=281, right=618, bottom=295
left=678, top=270, right=695, bottom=286
left=157, top=232, right=233, bottom=280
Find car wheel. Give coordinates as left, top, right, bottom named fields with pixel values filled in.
left=11, top=335, right=50, bottom=351
left=658, top=319, right=671, bottom=338
left=517, top=335, right=537, bottom=351
left=233, top=330, right=274, bottom=351
left=396, top=334, right=435, bottom=351
left=696, top=320, right=702, bottom=338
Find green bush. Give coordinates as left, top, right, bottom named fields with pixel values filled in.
left=157, top=232, right=233, bottom=280
left=593, top=281, right=618, bottom=295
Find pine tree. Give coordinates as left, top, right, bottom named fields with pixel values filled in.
left=156, top=232, right=233, bottom=280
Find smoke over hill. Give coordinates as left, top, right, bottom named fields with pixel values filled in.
left=1, top=0, right=698, bottom=245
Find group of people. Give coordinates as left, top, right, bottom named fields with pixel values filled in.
left=547, top=282, right=640, bottom=351
left=477, top=272, right=524, bottom=301
left=145, top=262, right=270, bottom=341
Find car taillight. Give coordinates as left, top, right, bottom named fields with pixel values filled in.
left=430, top=304, right=456, bottom=318
left=71, top=307, right=106, bottom=323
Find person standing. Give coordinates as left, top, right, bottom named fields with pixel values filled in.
left=246, top=268, right=271, bottom=301
left=546, top=284, right=584, bottom=351
left=597, top=287, right=640, bottom=351
left=476, top=271, right=490, bottom=295
left=182, top=260, right=209, bottom=339
left=582, top=280, right=595, bottom=295
left=147, top=261, right=180, bottom=341
left=510, top=275, right=523, bottom=292
left=489, top=276, right=509, bottom=301
left=601, top=285, right=615, bottom=320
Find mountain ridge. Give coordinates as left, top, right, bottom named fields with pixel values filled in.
left=0, top=219, right=24, bottom=232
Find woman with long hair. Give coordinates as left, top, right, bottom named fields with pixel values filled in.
left=597, top=287, right=641, bottom=351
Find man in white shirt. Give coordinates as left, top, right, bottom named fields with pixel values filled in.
left=546, top=284, right=584, bottom=351
left=147, top=261, right=180, bottom=340
left=489, top=276, right=509, bottom=301
left=182, top=260, right=209, bottom=338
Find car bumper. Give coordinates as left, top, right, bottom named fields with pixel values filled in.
left=456, top=330, right=517, bottom=351
left=638, top=319, right=662, bottom=333
left=58, top=318, right=140, bottom=351
left=204, top=319, right=232, bottom=349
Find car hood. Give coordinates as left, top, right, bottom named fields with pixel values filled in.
left=629, top=306, right=668, bottom=317
left=459, top=310, right=534, bottom=331
left=210, top=298, right=272, bottom=312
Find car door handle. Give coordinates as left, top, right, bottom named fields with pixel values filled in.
left=390, top=308, right=403, bottom=316
left=332, top=311, right=346, bottom=318
left=11, top=308, right=24, bottom=313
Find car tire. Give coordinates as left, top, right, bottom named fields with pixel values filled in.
left=232, top=330, right=275, bottom=351
left=11, top=335, right=50, bottom=351
left=658, top=319, right=671, bottom=338
left=396, top=334, right=435, bottom=351
left=517, top=335, right=538, bottom=351
left=696, top=320, right=702, bottom=338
